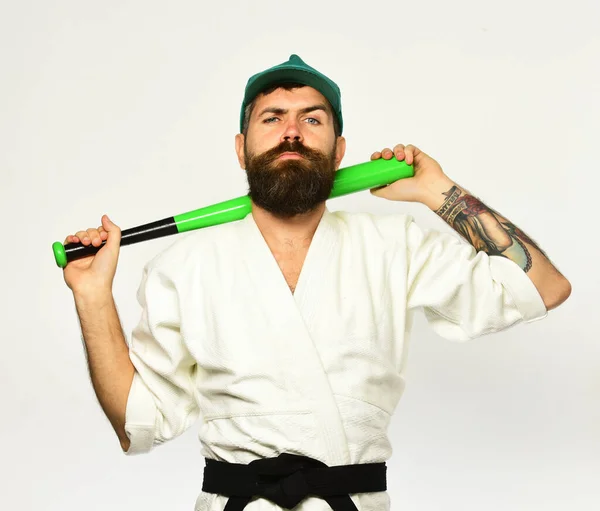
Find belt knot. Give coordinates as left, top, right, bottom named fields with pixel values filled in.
left=250, top=453, right=324, bottom=509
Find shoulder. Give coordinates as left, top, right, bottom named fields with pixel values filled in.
left=328, top=209, right=417, bottom=246
left=141, top=219, right=241, bottom=275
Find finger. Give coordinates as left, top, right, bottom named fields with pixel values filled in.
left=98, top=226, right=108, bottom=240
left=381, top=147, right=393, bottom=160
left=393, top=143, right=405, bottom=161
left=85, top=228, right=102, bottom=247
left=404, top=144, right=419, bottom=166
left=74, top=230, right=91, bottom=245
left=101, top=215, right=122, bottom=251
left=404, top=145, right=413, bottom=166
left=371, top=151, right=381, bottom=160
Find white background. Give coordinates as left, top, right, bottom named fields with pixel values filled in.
left=1, top=0, right=598, bottom=510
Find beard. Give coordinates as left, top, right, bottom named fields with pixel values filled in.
left=244, top=139, right=337, bottom=218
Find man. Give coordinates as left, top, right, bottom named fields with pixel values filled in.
left=63, top=54, right=571, bottom=510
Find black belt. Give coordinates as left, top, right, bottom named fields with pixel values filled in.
left=202, top=453, right=387, bottom=510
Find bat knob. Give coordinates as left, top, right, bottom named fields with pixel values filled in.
left=53, top=242, right=67, bottom=268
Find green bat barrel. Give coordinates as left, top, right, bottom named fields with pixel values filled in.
left=52, top=158, right=413, bottom=268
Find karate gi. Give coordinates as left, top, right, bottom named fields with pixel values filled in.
left=123, top=207, right=547, bottom=510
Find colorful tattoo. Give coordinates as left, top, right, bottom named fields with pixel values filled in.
left=435, top=186, right=544, bottom=273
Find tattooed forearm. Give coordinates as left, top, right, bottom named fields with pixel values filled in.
left=421, top=178, right=570, bottom=309
left=434, top=185, right=548, bottom=273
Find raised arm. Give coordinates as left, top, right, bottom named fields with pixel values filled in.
left=370, top=144, right=571, bottom=310
left=62, top=215, right=134, bottom=451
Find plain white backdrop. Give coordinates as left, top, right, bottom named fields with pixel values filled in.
left=1, top=0, right=598, bottom=510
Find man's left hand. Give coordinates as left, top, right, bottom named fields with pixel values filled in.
left=369, top=144, right=453, bottom=204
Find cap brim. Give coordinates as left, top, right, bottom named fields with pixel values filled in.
left=244, top=68, right=339, bottom=113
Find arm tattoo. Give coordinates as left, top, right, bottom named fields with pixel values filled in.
left=435, top=185, right=547, bottom=273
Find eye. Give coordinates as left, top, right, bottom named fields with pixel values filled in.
left=305, top=117, right=321, bottom=125
left=263, top=117, right=279, bottom=123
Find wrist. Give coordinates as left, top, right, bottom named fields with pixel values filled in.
left=73, top=287, right=114, bottom=310
left=420, top=175, right=458, bottom=211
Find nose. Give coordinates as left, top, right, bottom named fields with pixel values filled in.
left=281, top=118, right=303, bottom=143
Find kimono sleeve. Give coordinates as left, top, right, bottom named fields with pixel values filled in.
left=403, top=216, right=547, bottom=341
left=123, top=262, right=200, bottom=455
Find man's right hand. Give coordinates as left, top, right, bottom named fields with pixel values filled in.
left=62, top=214, right=122, bottom=296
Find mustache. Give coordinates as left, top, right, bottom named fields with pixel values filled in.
left=260, top=140, right=324, bottom=164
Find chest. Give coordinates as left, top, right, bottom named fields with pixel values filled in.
left=275, top=254, right=306, bottom=294
left=181, top=246, right=403, bottom=420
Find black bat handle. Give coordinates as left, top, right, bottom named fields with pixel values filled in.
left=53, top=216, right=179, bottom=268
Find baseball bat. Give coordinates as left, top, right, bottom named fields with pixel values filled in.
left=52, top=157, right=414, bottom=268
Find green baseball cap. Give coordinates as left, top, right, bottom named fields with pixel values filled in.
left=239, top=54, right=343, bottom=134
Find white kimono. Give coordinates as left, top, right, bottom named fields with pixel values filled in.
left=123, top=207, right=547, bottom=510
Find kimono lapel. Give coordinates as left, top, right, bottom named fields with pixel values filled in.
left=291, top=208, right=339, bottom=323
left=236, top=208, right=340, bottom=315
left=235, top=207, right=351, bottom=465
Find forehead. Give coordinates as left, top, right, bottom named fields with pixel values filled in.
left=253, top=86, right=328, bottom=111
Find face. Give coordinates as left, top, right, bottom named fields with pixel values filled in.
left=235, top=86, right=346, bottom=218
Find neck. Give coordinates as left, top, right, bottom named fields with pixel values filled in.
left=250, top=202, right=326, bottom=254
